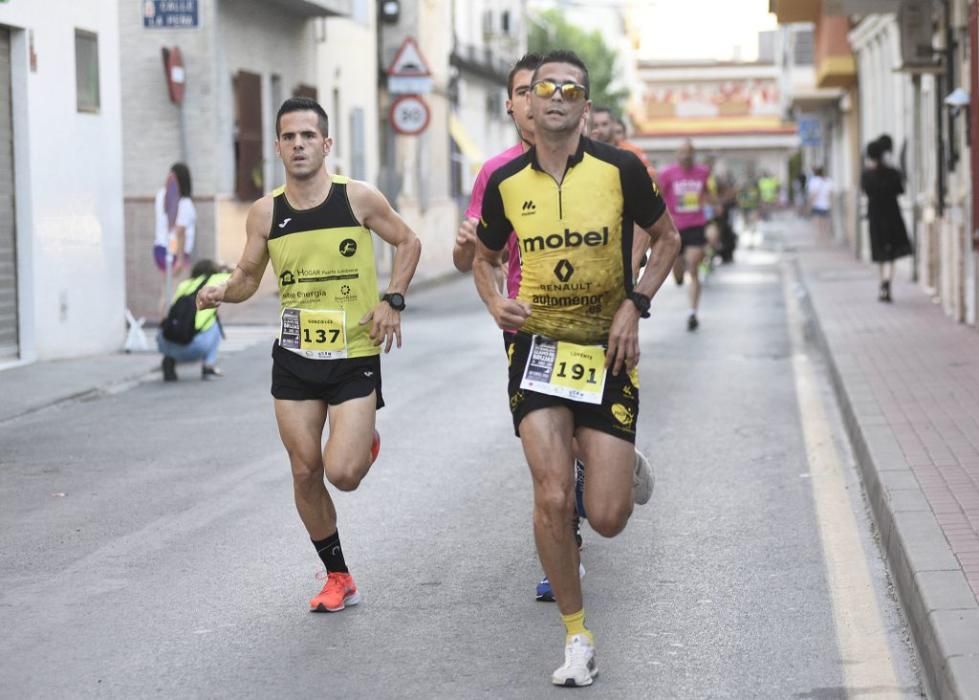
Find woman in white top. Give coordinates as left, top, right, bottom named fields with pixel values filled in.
left=153, top=162, right=196, bottom=276
left=806, top=166, right=833, bottom=237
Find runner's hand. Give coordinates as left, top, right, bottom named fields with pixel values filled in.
left=606, top=300, right=641, bottom=375
left=490, top=298, right=531, bottom=330
left=197, top=284, right=226, bottom=310
left=455, top=217, right=477, bottom=247
left=361, top=302, right=402, bottom=352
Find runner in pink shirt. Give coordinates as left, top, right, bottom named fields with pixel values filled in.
left=657, top=139, right=716, bottom=331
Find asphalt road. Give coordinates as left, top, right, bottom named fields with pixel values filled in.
left=0, top=235, right=923, bottom=699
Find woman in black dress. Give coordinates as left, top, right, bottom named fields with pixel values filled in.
left=861, top=139, right=911, bottom=302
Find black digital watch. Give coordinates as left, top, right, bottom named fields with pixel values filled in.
left=382, top=292, right=406, bottom=311
left=629, top=291, right=651, bottom=318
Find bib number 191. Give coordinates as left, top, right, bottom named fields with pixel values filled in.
left=520, top=335, right=607, bottom=404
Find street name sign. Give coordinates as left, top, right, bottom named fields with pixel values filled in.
left=143, top=0, right=200, bottom=29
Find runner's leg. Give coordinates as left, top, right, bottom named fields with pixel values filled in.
left=520, top=406, right=582, bottom=616
left=686, top=245, right=706, bottom=314
left=323, top=392, right=378, bottom=492
left=575, top=427, right=635, bottom=538
left=274, top=399, right=336, bottom=540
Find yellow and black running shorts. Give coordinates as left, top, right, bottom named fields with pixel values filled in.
left=504, top=331, right=638, bottom=443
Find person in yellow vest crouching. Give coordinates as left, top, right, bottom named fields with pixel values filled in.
left=157, top=259, right=231, bottom=381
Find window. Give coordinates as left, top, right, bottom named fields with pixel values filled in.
left=75, top=30, right=99, bottom=113
left=234, top=71, right=264, bottom=201
left=349, top=107, right=366, bottom=180
left=793, top=29, right=814, bottom=66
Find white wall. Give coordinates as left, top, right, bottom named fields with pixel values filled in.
left=0, top=0, right=125, bottom=361
left=320, top=0, right=380, bottom=185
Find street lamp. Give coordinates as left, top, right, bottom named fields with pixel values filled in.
left=944, top=87, right=971, bottom=146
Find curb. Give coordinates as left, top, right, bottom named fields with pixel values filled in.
left=791, top=256, right=979, bottom=700
left=0, top=358, right=161, bottom=426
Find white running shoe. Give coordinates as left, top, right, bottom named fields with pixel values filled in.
left=552, top=634, right=598, bottom=687
left=633, top=449, right=654, bottom=505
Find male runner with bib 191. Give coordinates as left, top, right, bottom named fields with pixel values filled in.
left=474, top=50, right=680, bottom=687
left=196, top=97, right=421, bottom=612
left=454, top=55, right=655, bottom=604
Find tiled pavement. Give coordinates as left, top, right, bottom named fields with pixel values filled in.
left=781, top=217, right=979, bottom=699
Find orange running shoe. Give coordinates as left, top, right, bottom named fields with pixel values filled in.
left=309, top=571, right=361, bottom=612
left=370, top=429, right=381, bottom=465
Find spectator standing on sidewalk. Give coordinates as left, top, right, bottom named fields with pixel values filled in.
left=158, top=259, right=230, bottom=381
left=153, top=163, right=197, bottom=313
left=806, top=166, right=832, bottom=238
left=861, top=140, right=911, bottom=303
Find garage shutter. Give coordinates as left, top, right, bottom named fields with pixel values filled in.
left=0, top=27, right=19, bottom=360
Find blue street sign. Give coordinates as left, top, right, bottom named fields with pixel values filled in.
left=143, top=0, right=199, bottom=29
left=798, top=116, right=822, bottom=147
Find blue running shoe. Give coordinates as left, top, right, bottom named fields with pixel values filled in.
left=536, top=576, right=555, bottom=602
left=535, top=563, right=586, bottom=602
left=574, top=459, right=587, bottom=520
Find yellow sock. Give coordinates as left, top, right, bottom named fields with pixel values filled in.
left=561, top=609, right=594, bottom=643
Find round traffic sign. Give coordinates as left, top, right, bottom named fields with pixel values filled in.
left=389, top=95, right=430, bottom=136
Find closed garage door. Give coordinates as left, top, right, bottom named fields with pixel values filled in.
left=0, top=26, right=18, bottom=360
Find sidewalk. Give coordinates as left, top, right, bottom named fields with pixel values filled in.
left=0, top=290, right=282, bottom=424
left=0, top=269, right=455, bottom=424
left=782, top=217, right=979, bottom=699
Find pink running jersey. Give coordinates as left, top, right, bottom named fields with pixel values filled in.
left=466, top=143, right=525, bottom=298
left=658, top=162, right=711, bottom=231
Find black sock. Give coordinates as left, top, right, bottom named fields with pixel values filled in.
left=312, top=531, right=348, bottom=573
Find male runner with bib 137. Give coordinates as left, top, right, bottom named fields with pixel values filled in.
left=196, top=97, right=421, bottom=613
left=474, top=50, right=680, bottom=687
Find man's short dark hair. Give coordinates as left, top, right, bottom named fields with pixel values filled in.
left=591, top=106, right=613, bottom=117
left=276, top=97, right=329, bottom=138
left=507, top=53, right=542, bottom=98
left=533, top=49, right=590, bottom=97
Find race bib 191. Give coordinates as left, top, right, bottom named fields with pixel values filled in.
left=520, top=336, right=607, bottom=405
left=279, top=308, right=347, bottom=359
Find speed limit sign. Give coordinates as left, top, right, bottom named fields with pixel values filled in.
left=389, top=95, right=430, bottom=136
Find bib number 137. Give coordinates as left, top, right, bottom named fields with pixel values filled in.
left=279, top=308, right=348, bottom=359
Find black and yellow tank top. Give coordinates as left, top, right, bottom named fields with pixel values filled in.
left=268, top=175, right=379, bottom=359
left=477, top=137, right=666, bottom=344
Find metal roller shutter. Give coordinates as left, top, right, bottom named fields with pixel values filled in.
left=0, top=27, right=18, bottom=360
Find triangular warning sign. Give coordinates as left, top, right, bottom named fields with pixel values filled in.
left=387, top=37, right=431, bottom=77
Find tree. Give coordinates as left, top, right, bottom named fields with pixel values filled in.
left=527, top=9, right=628, bottom=115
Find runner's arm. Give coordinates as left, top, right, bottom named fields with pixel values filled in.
left=631, top=224, right=650, bottom=281
left=349, top=180, right=422, bottom=351
left=473, top=240, right=530, bottom=329
left=453, top=217, right=479, bottom=272
left=197, top=196, right=272, bottom=309
left=474, top=180, right=530, bottom=329
left=606, top=153, right=679, bottom=374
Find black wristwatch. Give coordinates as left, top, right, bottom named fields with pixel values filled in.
left=629, top=291, right=651, bottom=318
left=382, top=292, right=406, bottom=311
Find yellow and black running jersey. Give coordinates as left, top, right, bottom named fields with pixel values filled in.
left=478, top=137, right=666, bottom=344
left=268, top=175, right=380, bottom=358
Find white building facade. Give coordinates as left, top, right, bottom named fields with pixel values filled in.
left=119, top=0, right=348, bottom=321
left=0, top=0, right=125, bottom=363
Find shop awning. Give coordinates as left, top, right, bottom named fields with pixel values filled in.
left=449, top=113, right=485, bottom=174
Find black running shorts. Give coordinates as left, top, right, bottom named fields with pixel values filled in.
left=504, top=332, right=638, bottom=444
left=271, top=342, right=384, bottom=407
left=679, top=225, right=707, bottom=251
